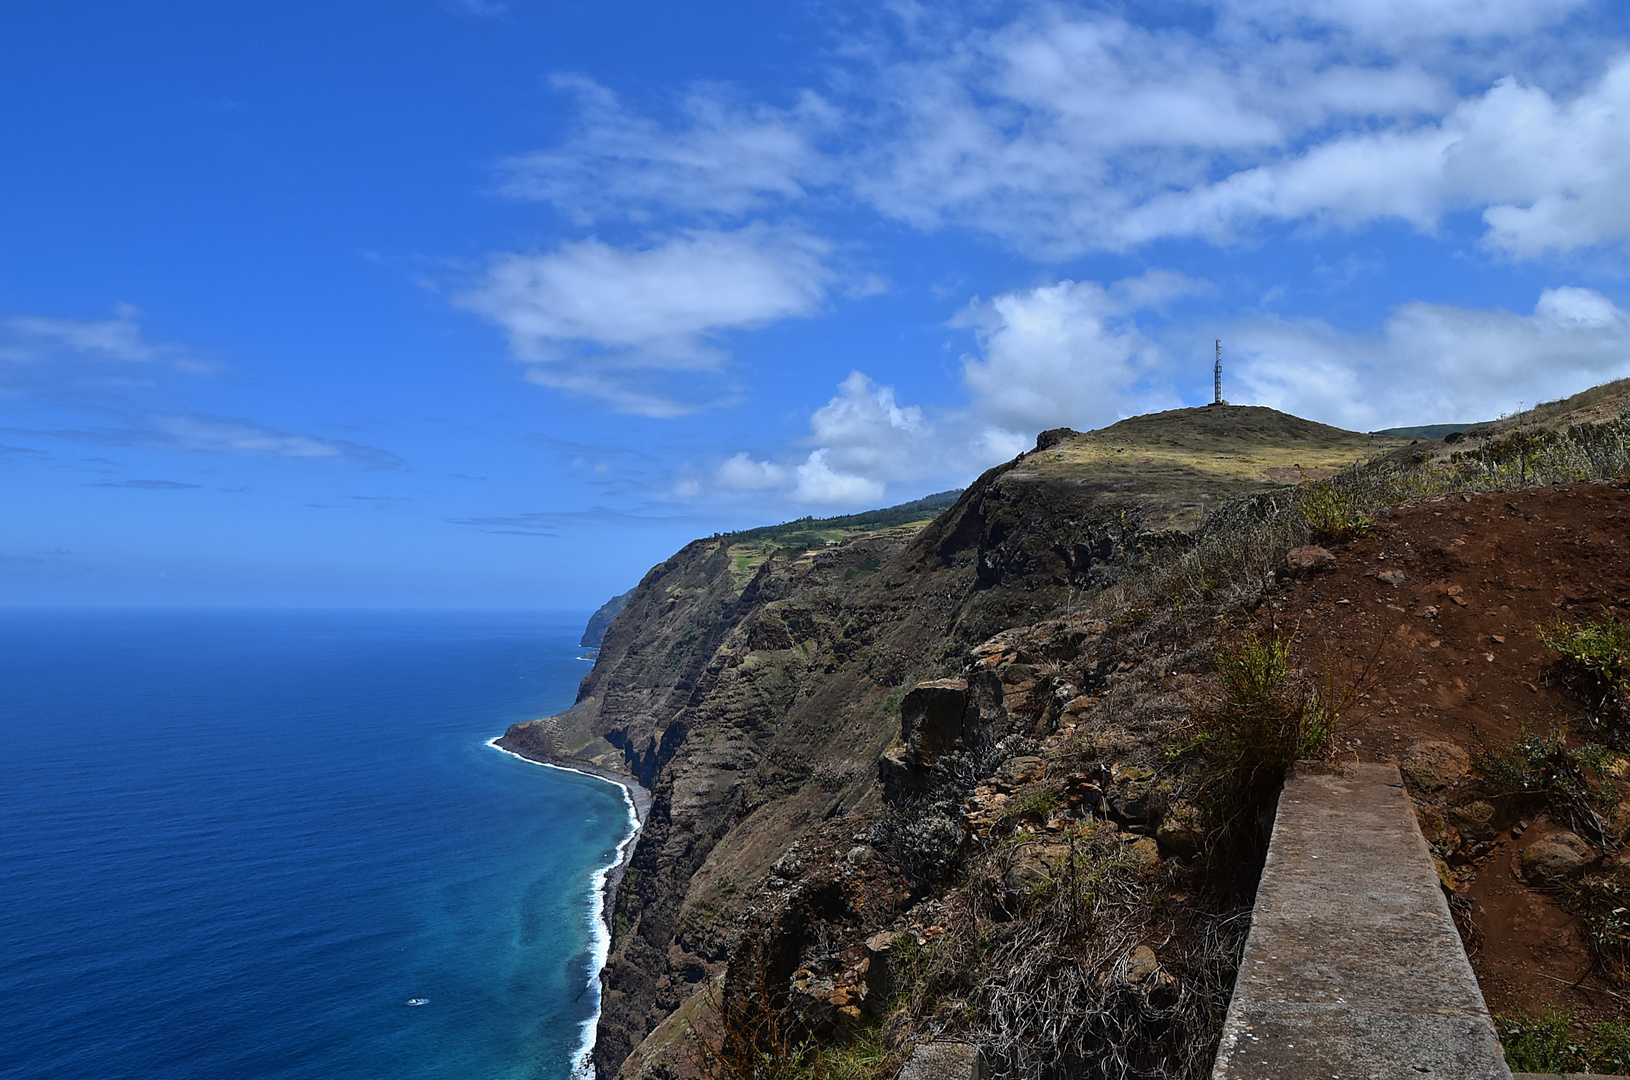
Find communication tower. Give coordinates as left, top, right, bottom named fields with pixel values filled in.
left=1210, top=339, right=1227, bottom=406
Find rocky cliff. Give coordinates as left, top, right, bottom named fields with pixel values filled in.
left=499, top=405, right=1408, bottom=1077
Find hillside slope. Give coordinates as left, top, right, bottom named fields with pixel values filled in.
left=500, top=405, right=1411, bottom=1075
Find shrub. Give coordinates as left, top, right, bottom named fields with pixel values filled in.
left=1568, top=870, right=1630, bottom=980
left=1296, top=479, right=1374, bottom=543
left=1541, top=609, right=1630, bottom=732
left=1477, top=724, right=1616, bottom=846
left=1497, top=1010, right=1582, bottom=1073
left=1195, top=631, right=1341, bottom=868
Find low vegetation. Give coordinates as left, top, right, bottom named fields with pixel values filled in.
left=1194, top=631, right=1341, bottom=866
left=1569, top=870, right=1630, bottom=982
left=1108, top=409, right=1630, bottom=615
left=1476, top=724, right=1617, bottom=848
left=1496, top=1009, right=1630, bottom=1074
left=1542, top=609, right=1630, bottom=735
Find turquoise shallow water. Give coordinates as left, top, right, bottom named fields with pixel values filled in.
left=0, top=609, right=632, bottom=1080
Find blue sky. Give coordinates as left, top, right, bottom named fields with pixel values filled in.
left=5, top=0, right=1630, bottom=608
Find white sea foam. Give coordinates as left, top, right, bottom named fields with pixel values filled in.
left=487, top=738, right=643, bottom=1080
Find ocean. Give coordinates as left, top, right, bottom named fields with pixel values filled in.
left=0, top=609, right=635, bottom=1080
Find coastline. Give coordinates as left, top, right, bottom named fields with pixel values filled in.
left=486, top=736, right=650, bottom=1080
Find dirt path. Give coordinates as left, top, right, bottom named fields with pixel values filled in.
left=1271, top=481, right=1630, bottom=1019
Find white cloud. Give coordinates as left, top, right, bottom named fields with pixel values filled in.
left=1232, top=287, right=1630, bottom=428
left=793, top=449, right=885, bottom=505
left=510, top=4, right=1627, bottom=260
left=457, top=226, right=836, bottom=414
left=0, top=305, right=208, bottom=381
left=499, top=76, right=835, bottom=223
left=954, top=276, right=1193, bottom=433
left=1222, top=0, right=1590, bottom=44
left=717, top=451, right=788, bottom=490
left=807, top=371, right=932, bottom=481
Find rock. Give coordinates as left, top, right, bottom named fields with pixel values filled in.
left=1286, top=546, right=1336, bottom=575
left=900, top=679, right=970, bottom=762
left=994, top=755, right=1046, bottom=785
left=1377, top=568, right=1406, bottom=586
left=1519, top=832, right=1594, bottom=882
left=1448, top=800, right=1497, bottom=842
left=1400, top=741, right=1470, bottom=791
left=1126, top=836, right=1163, bottom=873
left=845, top=845, right=876, bottom=866
left=897, top=1043, right=988, bottom=1080
left=1156, top=802, right=1203, bottom=859
left=1128, top=944, right=1159, bottom=981
left=878, top=744, right=927, bottom=801
left=1005, top=842, right=1068, bottom=898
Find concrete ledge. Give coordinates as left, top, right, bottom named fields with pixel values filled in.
left=1212, top=763, right=1511, bottom=1079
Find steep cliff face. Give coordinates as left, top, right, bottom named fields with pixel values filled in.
left=499, top=406, right=1403, bottom=1076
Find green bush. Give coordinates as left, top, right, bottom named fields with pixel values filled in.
left=1477, top=724, right=1615, bottom=845
left=1541, top=609, right=1630, bottom=727
left=1569, top=870, right=1630, bottom=979
left=1296, top=480, right=1374, bottom=543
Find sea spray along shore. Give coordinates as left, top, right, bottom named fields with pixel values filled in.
left=487, top=737, right=652, bottom=1078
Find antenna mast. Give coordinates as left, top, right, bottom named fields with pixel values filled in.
left=1214, top=339, right=1222, bottom=405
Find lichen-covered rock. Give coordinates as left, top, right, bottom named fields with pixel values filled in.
left=1401, top=740, right=1470, bottom=791
left=1519, top=831, right=1594, bottom=882
left=1155, top=802, right=1203, bottom=859
left=1447, top=800, right=1497, bottom=842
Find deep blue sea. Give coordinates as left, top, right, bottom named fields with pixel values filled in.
left=0, top=609, right=634, bottom=1080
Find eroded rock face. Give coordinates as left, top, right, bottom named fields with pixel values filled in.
left=540, top=414, right=1353, bottom=1076
left=900, top=679, right=970, bottom=763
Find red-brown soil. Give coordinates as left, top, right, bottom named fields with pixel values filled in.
left=1273, top=481, right=1630, bottom=1019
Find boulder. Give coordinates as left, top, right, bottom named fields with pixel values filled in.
left=1448, top=800, right=1498, bottom=842
left=993, top=755, right=1046, bottom=786
left=1400, top=741, right=1470, bottom=791
left=1128, top=944, right=1160, bottom=981
left=1286, top=546, right=1336, bottom=575
left=878, top=744, right=927, bottom=801
left=900, top=678, right=969, bottom=762
left=1156, top=802, right=1203, bottom=859
left=1126, top=836, right=1164, bottom=873
left=1519, top=832, right=1594, bottom=882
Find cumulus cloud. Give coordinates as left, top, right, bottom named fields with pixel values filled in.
left=716, top=370, right=1032, bottom=509
left=458, top=225, right=836, bottom=414
left=500, top=76, right=835, bottom=223
left=716, top=451, right=788, bottom=490
left=1232, top=286, right=1630, bottom=429
left=954, top=277, right=1195, bottom=433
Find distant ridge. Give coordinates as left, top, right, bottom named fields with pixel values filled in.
left=720, top=489, right=965, bottom=544
left=1373, top=423, right=1489, bottom=440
